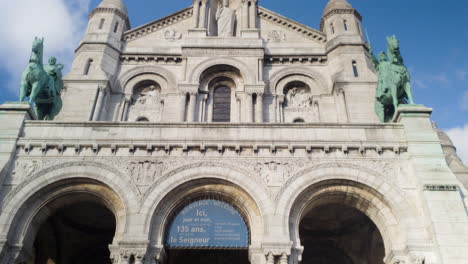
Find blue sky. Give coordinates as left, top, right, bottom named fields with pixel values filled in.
left=0, top=0, right=467, bottom=161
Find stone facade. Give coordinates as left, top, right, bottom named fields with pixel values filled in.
left=1, top=0, right=468, bottom=264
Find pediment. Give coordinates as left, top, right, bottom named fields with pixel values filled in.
left=123, top=7, right=193, bottom=43
left=258, top=7, right=326, bottom=45
left=122, top=5, right=326, bottom=49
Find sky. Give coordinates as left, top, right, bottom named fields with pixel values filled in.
left=0, top=0, right=467, bottom=163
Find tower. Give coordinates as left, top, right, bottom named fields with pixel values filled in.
left=321, top=0, right=364, bottom=46
left=60, top=0, right=130, bottom=121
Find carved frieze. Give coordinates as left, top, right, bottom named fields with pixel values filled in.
left=182, top=48, right=264, bottom=57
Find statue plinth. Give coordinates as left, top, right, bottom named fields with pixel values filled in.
left=0, top=102, right=37, bottom=120
left=392, top=104, right=432, bottom=123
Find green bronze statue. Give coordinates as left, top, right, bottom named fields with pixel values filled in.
left=20, top=37, right=63, bottom=120
left=369, top=35, right=415, bottom=122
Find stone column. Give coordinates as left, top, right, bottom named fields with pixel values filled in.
left=255, top=93, right=264, bottom=123
left=277, top=95, right=285, bottom=123
left=179, top=93, right=187, bottom=122
left=187, top=92, right=197, bottom=122
left=192, top=0, right=200, bottom=28
left=120, top=98, right=130, bottom=121
left=246, top=93, right=254, bottom=123
left=241, top=0, right=249, bottom=30
left=249, top=1, right=257, bottom=28
left=92, top=86, right=107, bottom=121
left=199, top=0, right=208, bottom=29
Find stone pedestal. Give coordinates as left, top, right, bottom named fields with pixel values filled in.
left=395, top=104, right=468, bottom=264
left=0, top=103, right=35, bottom=185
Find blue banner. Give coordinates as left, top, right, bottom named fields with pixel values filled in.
left=166, top=200, right=249, bottom=248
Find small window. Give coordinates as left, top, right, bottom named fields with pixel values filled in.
left=352, top=61, right=359, bottom=77
left=330, top=23, right=335, bottom=34
left=136, top=117, right=149, bottom=122
left=344, top=20, right=348, bottom=31
left=212, top=86, right=231, bottom=122
left=99, top=19, right=105, bottom=30
left=293, top=118, right=305, bottom=123
left=84, top=59, right=93, bottom=75
left=113, top=22, right=119, bottom=33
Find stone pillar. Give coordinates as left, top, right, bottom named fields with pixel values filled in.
left=246, top=93, right=254, bottom=123
left=192, top=0, right=200, bottom=28
left=277, top=95, right=285, bottom=123
left=241, top=0, right=249, bottom=30
left=336, top=89, right=349, bottom=123
left=187, top=92, right=197, bottom=122
left=395, top=105, right=465, bottom=264
left=120, top=98, right=130, bottom=121
left=199, top=0, right=208, bottom=29
left=255, top=93, right=264, bottom=123
left=92, top=86, right=107, bottom=121
left=179, top=93, right=187, bottom=122
left=279, top=253, right=288, bottom=264
left=249, top=1, right=257, bottom=28
left=0, top=103, right=35, bottom=187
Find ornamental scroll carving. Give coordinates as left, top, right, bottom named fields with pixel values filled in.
left=8, top=157, right=404, bottom=197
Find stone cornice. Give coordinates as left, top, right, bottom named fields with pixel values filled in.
left=124, top=7, right=193, bottom=42
left=264, top=55, right=327, bottom=65
left=90, top=7, right=130, bottom=28
left=258, top=7, right=326, bottom=44
left=320, top=9, right=362, bottom=31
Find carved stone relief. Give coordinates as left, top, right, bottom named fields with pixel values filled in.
left=164, top=29, right=182, bottom=41
left=267, top=30, right=286, bottom=43
left=128, top=81, right=162, bottom=122
left=9, top=156, right=403, bottom=200
left=284, top=87, right=313, bottom=109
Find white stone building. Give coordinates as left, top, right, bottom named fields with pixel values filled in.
left=1, top=0, right=468, bottom=263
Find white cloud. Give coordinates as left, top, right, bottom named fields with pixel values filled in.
left=446, top=124, right=468, bottom=165
left=0, top=0, right=90, bottom=97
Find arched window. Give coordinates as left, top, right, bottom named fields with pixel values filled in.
left=344, top=20, right=348, bottom=31
left=84, top=59, right=93, bottom=75
left=293, top=118, right=305, bottom=123
left=212, top=86, right=231, bottom=122
left=352, top=61, right=359, bottom=77
left=114, top=22, right=119, bottom=33
left=136, top=117, right=149, bottom=122
left=330, top=23, right=335, bottom=34
left=99, top=18, right=105, bottom=30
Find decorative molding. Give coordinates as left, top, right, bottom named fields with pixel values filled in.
left=120, top=55, right=183, bottom=65
left=264, top=55, right=327, bottom=65
left=182, top=48, right=264, bottom=57
left=124, top=8, right=193, bottom=41
left=258, top=7, right=326, bottom=43
left=423, top=184, right=459, bottom=192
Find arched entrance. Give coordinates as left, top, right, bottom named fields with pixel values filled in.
left=300, top=204, right=385, bottom=264
left=164, top=199, right=250, bottom=264
left=286, top=179, right=401, bottom=264
left=33, top=201, right=116, bottom=264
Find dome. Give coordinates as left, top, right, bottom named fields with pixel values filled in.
left=323, top=0, right=354, bottom=16
left=98, top=0, right=128, bottom=15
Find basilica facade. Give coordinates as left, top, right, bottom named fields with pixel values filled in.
left=1, top=0, right=468, bottom=263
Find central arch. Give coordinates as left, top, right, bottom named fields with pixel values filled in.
left=144, top=165, right=271, bottom=264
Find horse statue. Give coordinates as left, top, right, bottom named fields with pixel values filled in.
left=370, top=35, right=415, bottom=122
left=20, top=37, right=64, bottom=120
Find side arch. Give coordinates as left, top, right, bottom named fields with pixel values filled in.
left=118, top=65, right=178, bottom=93
left=268, top=66, right=332, bottom=95
left=276, top=164, right=414, bottom=255
left=140, top=163, right=274, bottom=247
left=0, top=162, right=139, bottom=248
left=187, top=57, right=256, bottom=85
